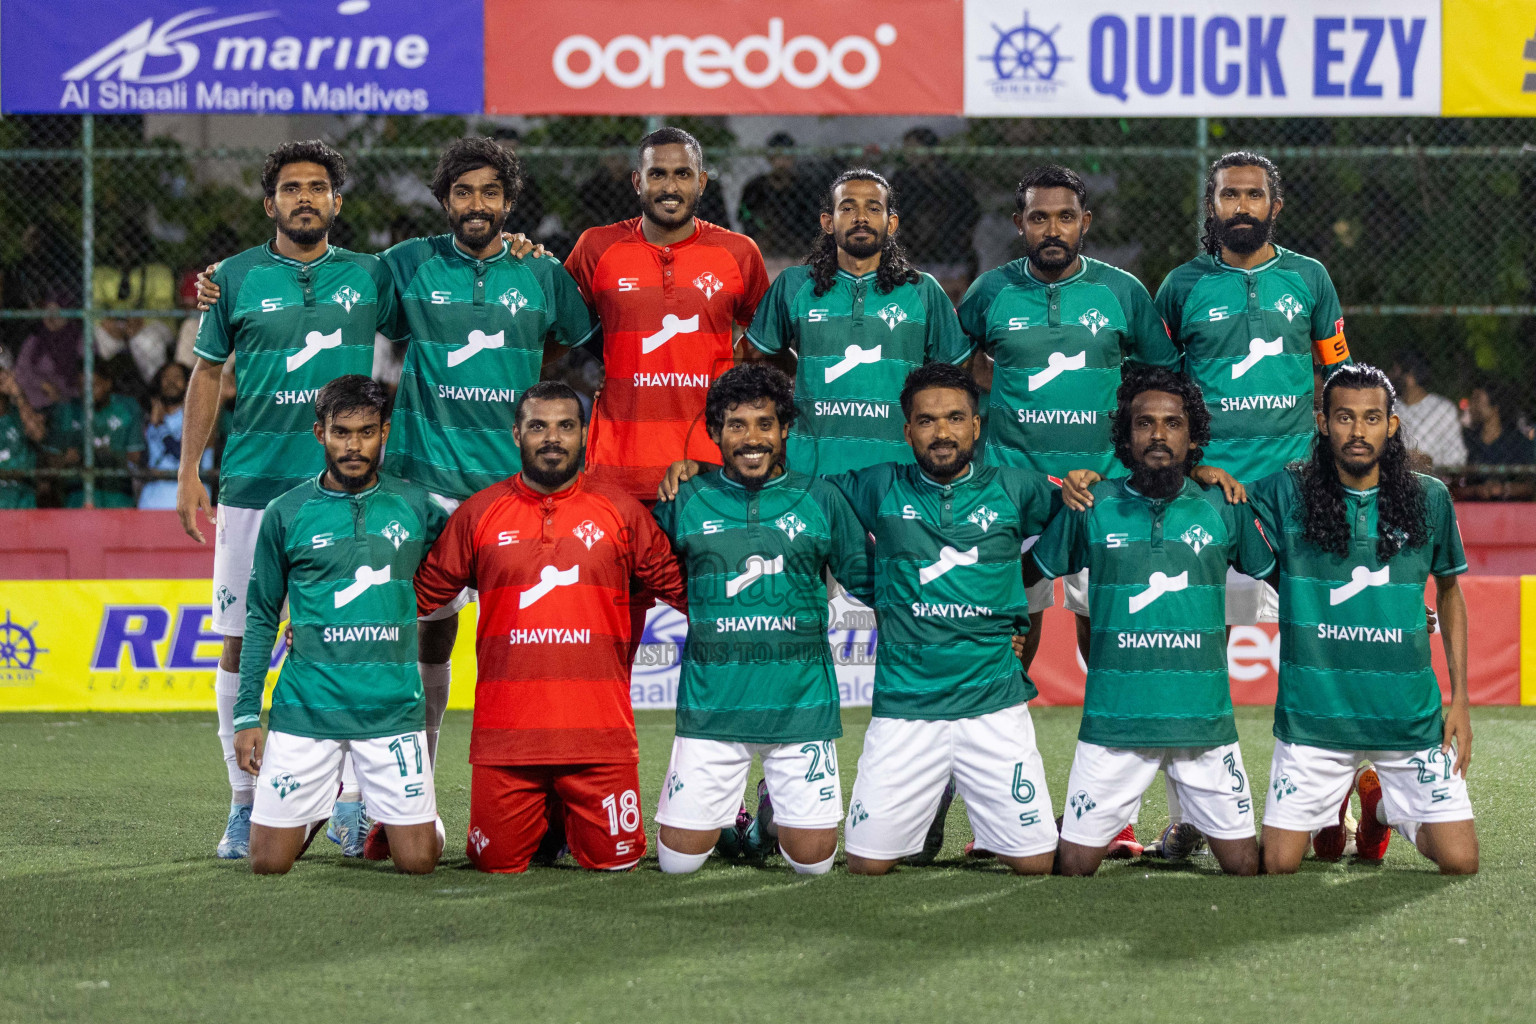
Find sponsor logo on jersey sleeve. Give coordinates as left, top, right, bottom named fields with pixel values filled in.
left=1127, top=569, right=1187, bottom=613
left=824, top=343, right=882, bottom=383
left=335, top=564, right=392, bottom=608
left=519, top=564, right=580, bottom=608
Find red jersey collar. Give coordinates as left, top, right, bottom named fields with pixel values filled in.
left=510, top=472, right=584, bottom=502
left=630, top=217, right=702, bottom=252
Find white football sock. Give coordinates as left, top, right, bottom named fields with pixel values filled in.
left=338, top=753, right=359, bottom=803
left=419, top=661, right=451, bottom=767
left=214, top=668, right=253, bottom=803
left=657, top=840, right=710, bottom=875
left=781, top=847, right=835, bottom=875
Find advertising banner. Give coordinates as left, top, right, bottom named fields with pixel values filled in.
left=1, top=576, right=1519, bottom=712
left=964, top=0, right=1440, bottom=117
left=483, top=0, right=964, bottom=115
left=1442, top=0, right=1536, bottom=116
left=0, top=0, right=483, bottom=115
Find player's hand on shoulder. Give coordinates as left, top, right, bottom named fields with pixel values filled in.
left=1061, top=469, right=1102, bottom=511
left=1193, top=464, right=1247, bottom=503
left=234, top=727, right=264, bottom=775
left=503, top=232, right=549, bottom=260
left=657, top=460, right=703, bottom=503
left=195, top=263, right=222, bottom=311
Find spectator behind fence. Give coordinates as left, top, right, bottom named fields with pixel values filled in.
left=1389, top=350, right=1467, bottom=469
left=0, top=366, right=47, bottom=508
left=738, top=131, right=821, bottom=273
left=46, top=366, right=144, bottom=508
left=13, top=296, right=82, bottom=410
left=1459, top=380, right=1535, bottom=501
left=176, top=225, right=241, bottom=368
left=890, top=126, right=981, bottom=299
left=139, top=361, right=211, bottom=510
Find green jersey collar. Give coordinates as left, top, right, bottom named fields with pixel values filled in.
left=917, top=463, right=975, bottom=492
left=1122, top=476, right=1199, bottom=504
left=1343, top=484, right=1380, bottom=497
left=1214, top=245, right=1289, bottom=275
left=451, top=236, right=510, bottom=265
left=266, top=240, right=335, bottom=269
left=314, top=471, right=379, bottom=499
left=717, top=466, right=790, bottom=491
left=835, top=267, right=878, bottom=285
left=1022, top=258, right=1087, bottom=288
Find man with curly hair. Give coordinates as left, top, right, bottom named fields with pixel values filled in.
left=1249, top=364, right=1477, bottom=874
left=1027, top=367, right=1276, bottom=876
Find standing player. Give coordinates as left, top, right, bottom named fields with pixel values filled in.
left=1250, top=365, right=1476, bottom=875
left=742, top=169, right=972, bottom=476
left=413, top=382, right=687, bottom=873
left=1027, top=367, right=1275, bottom=876
left=825, top=364, right=1062, bottom=875
left=176, top=141, right=402, bottom=859
left=232, top=376, right=447, bottom=875
left=651, top=365, right=871, bottom=875
left=565, top=126, right=769, bottom=505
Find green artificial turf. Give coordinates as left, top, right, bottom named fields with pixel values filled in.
left=3, top=706, right=1533, bottom=1023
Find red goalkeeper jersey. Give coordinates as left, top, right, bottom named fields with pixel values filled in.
left=566, top=218, right=769, bottom=501
left=414, top=473, right=686, bottom=765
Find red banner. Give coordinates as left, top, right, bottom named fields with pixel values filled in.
left=484, top=0, right=964, bottom=115
left=1027, top=575, right=1520, bottom=707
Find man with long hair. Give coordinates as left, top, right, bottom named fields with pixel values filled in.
left=741, top=168, right=972, bottom=477
left=1249, top=364, right=1477, bottom=874
left=1027, top=366, right=1275, bottom=876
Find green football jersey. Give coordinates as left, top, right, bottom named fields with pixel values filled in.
left=1032, top=477, right=1276, bottom=747
left=47, top=394, right=145, bottom=506
left=0, top=408, right=38, bottom=508
left=1248, top=469, right=1467, bottom=751
left=382, top=236, right=597, bottom=500
left=652, top=468, right=872, bottom=743
left=194, top=243, right=400, bottom=510
left=744, top=266, right=972, bottom=476
left=958, top=257, right=1178, bottom=479
left=826, top=462, right=1059, bottom=721
left=1156, top=247, right=1350, bottom=483
left=235, top=472, right=448, bottom=740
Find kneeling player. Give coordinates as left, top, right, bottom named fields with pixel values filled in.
left=651, top=365, right=871, bottom=875
left=1249, top=365, right=1476, bottom=875
left=824, top=364, right=1062, bottom=875
left=1029, top=368, right=1275, bottom=877
left=414, top=382, right=687, bottom=872
left=234, top=377, right=448, bottom=874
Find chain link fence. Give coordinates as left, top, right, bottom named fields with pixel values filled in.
left=2, top=113, right=1533, bottom=506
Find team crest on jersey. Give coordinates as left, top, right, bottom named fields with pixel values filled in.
left=573, top=520, right=605, bottom=550
left=498, top=288, right=528, bottom=315
left=967, top=505, right=999, bottom=533
left=1069, top=790, right=1096, bottom=819
left=694, top=271, right=724, bottom=299
left=1276, top=293, right=1304, bottom=322
left=877, top=302, right=907, bottom=331
left=1078, top=308, right=1110, bottom=335
left=382, top=520, right=410, bottom=550
left=775, top=512, right=807, bottom=541
left=331, top=285, right=362, bottom=313
left=216, top=586, right=237, bottom=613
left=271, top=773, right=302, bottom=799
left=468, top=827, right=491, bottom=855
left=1180, top=524, right=1214, bottom=554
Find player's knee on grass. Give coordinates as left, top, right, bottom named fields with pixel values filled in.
left=845, top=853, right=897, bottom=876
left=658, top=825, right=719, bottom=857
left=1208, top=836, right=1259, bottom=876
left=778, top=826, right=837, bottom=867
left=248, top=824, right=306, bottom=875
left=996, top=850, right=1055, bottom=876
left=1419, top=820, right=1479, bottom=875
left=1260, top=826, right=1311, bottom=874
left=1056, top=839, right=1107, bottom=877
left=385, top=823, right=440, bottom=875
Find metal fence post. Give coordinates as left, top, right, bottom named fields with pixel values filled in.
left=1193, top=116, right=1209, bottom=248
left=80, top=113, right=96, bottom=508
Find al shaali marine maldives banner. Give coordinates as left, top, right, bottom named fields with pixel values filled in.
left=0, top=0, right=484, bottom=114
left=964, top=0, right=1441, bottom=116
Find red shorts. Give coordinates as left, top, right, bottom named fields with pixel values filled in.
left=467, top=763, right=646, bottom=872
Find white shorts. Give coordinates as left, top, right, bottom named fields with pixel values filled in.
left=655, top=736, right=844, bottom=831
left=1022, top=535, right=1087, bottom=615
left=1225, top=567, right=1278, bottom=626
left=844, top=704, right=1057, bottom=860
left=251, top=729, right=438, bottom=828
left=418, top=492, right=475, bottom=621
left=211, top=504, right=265, bottom=636
left=1262, top=741, right=1474, bottom=833
left=1059, top=741, right=1256, bottom=846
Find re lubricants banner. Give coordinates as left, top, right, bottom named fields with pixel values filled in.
left=964, top=0, right=1441, bottom=116
left=0, top=0, right=483, bottom=114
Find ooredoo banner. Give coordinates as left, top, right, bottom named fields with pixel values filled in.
left=964, top=0, right=1441, bottom=117
left=483, top=0, right=964, bottom=115
left=0, top=0, right=483, bottom=114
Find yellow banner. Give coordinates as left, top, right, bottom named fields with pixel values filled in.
left=0, top=580, right=479, bottom=712
left=1443, top=1, right=1536, bottom=116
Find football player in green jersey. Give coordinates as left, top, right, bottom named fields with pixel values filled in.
left=1250, top=365, right=1476, bottom=875
left=652, top=365, right=872, bottom=875
left=1029, top=367, right=1275, bottom=877
left=178, top=141, right=404, bottom=860
left=742, top=169, right=973, bottom=477
left=234, top=376, right=448, bottom=875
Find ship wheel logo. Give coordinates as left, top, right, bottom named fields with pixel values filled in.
left=0, top=610, right=47, bottom=671
left=983, top=11, right=1070, bottom=84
